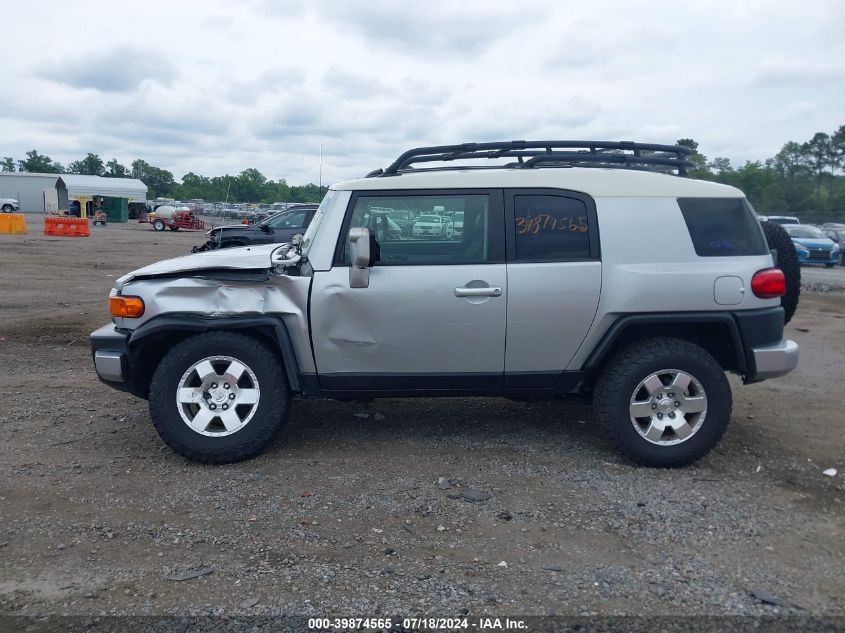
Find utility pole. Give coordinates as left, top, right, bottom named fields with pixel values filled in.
left=319, top=144, right=323, bottom=195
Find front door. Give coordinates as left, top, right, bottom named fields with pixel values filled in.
left=310, top=189, right=507, bottom=391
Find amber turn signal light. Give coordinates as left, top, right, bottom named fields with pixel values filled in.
left=109, top=295, right=145, bottom=318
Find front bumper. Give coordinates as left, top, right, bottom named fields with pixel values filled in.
left=797, top=248, right=838, bottom=265
left=750, top=339, right=799, bottom=380
left=91, top=323, right=131, bottom=390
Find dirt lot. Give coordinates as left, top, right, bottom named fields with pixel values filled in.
left=0, top=221, right=843, bottom=622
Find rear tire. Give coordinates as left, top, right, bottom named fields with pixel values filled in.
left=761, top=220, right=800, bottom=324
left=149, top=332, right=290, bottom=464
left=152, top=219, right=166, bottom=231
left=1, top=204, right=12, bottom=213
left=594, top=338, right=732, bottom=467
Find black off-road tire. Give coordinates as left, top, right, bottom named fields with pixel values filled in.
left=1, top=204, right=12, bottom=213
left=594, top=338, right=732, bottom=468
left=149, top=332, right=289, bottom=464
left=761, top=220, right=800, bottom=324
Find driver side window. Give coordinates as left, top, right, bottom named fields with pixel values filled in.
left=339, top=193, right=503, bottom=265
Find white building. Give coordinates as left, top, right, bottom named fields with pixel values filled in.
left=0, top=172, right=147, bottom=221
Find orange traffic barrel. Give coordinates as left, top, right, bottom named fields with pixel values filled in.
left=44, top=216, right=90, bottom=237
left=0, top=213, right=27, bottom=234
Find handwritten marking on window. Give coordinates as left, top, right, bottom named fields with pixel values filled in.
left=515, top=213, right=588, bottom=235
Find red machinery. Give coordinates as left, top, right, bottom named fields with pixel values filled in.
left=142, top=207, right=206, bottom=232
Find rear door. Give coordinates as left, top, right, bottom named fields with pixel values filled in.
left=310, top=189, right=507, bottom=391
left=504, top=189, right=602, bottom=386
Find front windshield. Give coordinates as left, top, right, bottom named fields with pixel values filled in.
left=454, top=212, right=464, bottom=222
left=300, top=190, right=338, bottom=257
left=786, top=226, right=825, bottom=239
left=419, top=215, right=440, bottom=223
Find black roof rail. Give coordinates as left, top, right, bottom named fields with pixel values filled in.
left=372, top=140, right=695, bottom=177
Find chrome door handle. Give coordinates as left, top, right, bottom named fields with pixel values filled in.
left=454, top=286, right=502, bottom=297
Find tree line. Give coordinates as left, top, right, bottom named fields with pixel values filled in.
left=0, top=152, right=324, bottom=204
left=677, top=125, right=844, bottom=222
left=2, top=124, right=844, bottom=219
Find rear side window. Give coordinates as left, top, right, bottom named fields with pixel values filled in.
left=513, top=194, right=591, bottom=260
left=678, top=198, right=768, bottom=257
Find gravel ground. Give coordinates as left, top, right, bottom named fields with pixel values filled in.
left=0, top=223, right=843, bottom=623
left=800, top=265, right=845, bottom=294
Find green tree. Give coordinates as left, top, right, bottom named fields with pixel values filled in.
left=830, top=124, right=845, bottom=175
left=68, top=153, right=105, bottom=176
left=104, top=158, right=130, bottom=178
left=1, top=157, right=15, bottom=172
left=131, top=159, right=175, bottom=198
left=232, top=168, right=268, bottom=202
left=708, top=157, right=733, bottom=174
left=676, top=138, right=710, bottom=178
left=802, top=132, right=832, bottom=195
left=176, top=172, right=213, bottom=199
left=18, top=149, right=63, bottom=173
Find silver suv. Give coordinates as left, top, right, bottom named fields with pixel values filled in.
left=90, top=141, right=799, bottom=467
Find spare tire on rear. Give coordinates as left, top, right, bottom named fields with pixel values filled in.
left=761, top=220, right=800, bottom=324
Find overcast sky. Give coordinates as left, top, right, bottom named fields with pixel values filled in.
left=2, top=0, right=843, bottom=185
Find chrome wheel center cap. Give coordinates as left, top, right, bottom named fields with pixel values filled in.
left=213, top=390, right=226, bottom=402
left=657, top=398, right=674, bottom=414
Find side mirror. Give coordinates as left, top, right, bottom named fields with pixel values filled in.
left=348, top=227, right=373, bottom=288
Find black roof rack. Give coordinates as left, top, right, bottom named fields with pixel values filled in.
left=368, top=140, right=694, bottom=178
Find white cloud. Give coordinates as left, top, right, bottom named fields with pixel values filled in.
left=1, top=0, right=843, bottom=184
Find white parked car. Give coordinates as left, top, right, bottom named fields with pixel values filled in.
left=446, top=211, right=464, bottom=239
left=412, top=214, right=446, bottom=238
left=1, top=197, right=20, bottom=213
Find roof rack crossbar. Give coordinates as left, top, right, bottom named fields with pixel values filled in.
left=375, top=140, right=693, bottom=177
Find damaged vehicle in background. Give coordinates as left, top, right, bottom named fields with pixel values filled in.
left=91, top=140, right=800, bottom=468
left=192, top=204, right=318, bottom=252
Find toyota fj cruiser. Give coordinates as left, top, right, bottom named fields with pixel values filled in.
left=91, top=141, right=799, bottom=467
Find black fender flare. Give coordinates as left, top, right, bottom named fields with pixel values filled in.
left=582, top=312, right=747, bottom=374
left=129, top=315, right=302, bottom=392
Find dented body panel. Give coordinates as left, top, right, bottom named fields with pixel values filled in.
left=115, top=243, right=282, bottom=290
left=115, top=272, right=316, bottom=375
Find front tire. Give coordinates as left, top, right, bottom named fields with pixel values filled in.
left=594, top=338, right=732, bottom=467
left=1, top=204, right=12, bottom=213
left=149, top=332, right=290, bottom=464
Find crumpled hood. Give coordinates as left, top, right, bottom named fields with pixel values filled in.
left=208, top=224, right=254, bottom=234
left=116, top=243, right=282, bottom=290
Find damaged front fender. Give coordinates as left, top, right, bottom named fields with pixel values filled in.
left=115, top=271, right=315, bottom=375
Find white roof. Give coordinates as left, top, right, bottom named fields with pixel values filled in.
left=58, top=175, right=148, bottom=200
left=333, top=167, right=743, bottom=198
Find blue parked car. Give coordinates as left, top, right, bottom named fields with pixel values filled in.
left=784, top=224, right=839, bottom=267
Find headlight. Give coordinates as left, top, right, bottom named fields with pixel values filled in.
left=832, top=243, right=840, bottom=253
left=795, top=243, right=809, bottom=255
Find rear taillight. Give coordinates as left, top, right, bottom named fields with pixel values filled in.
left=751, top=268, right=786, bottom=298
